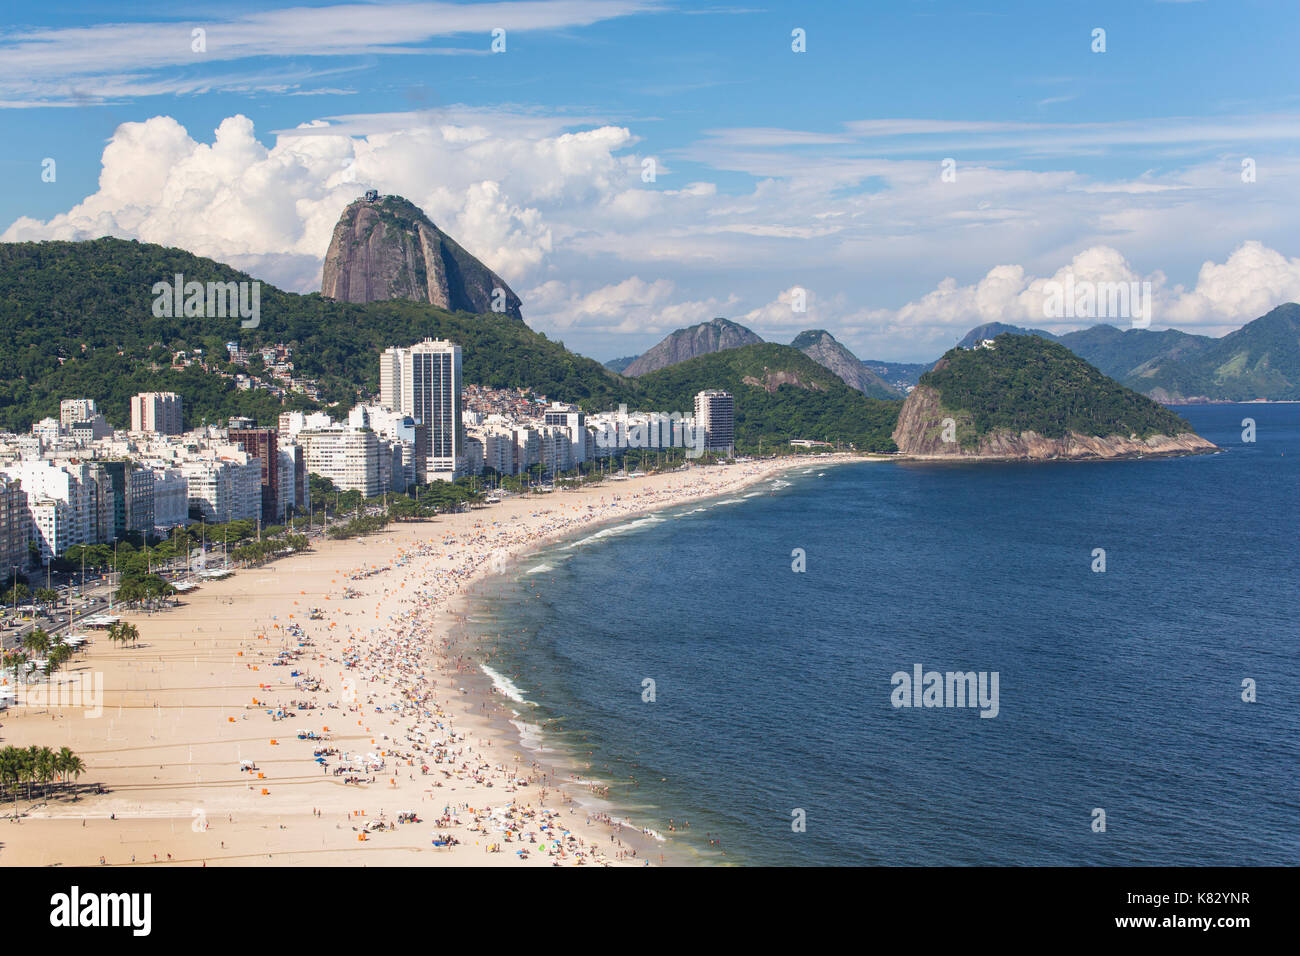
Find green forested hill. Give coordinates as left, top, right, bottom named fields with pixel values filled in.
left=0, top=238, right=627, bottom=429
left=951, top=305, right=1300, bottom=401
left=0, top=238, right=901, bottom=450
left=635, top=343, right=901, bottom=451
left=922, top=334, right=1191, bottom=441
left=1055, top=325, right=1213, bottom=384
left=1127, top=304, right=1300, bottom=400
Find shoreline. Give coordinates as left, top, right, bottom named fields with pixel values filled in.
left=428, top=452, right=875, bottom=866
left=0, top=452, right=871, bottom=867
left=894, top=446, right=1220, bottom=463
left=438, top=455, right=875, bottom=865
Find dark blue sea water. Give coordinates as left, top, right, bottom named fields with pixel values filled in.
left=462, top=404, right=1299, bottom=865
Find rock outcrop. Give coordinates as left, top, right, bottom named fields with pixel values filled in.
left=623, top=318, right=762, bottom=377
left=892, top=385, right=1217, bottom=460
left=321, top=194, right=523, bottom=319
left=791, top=329, right=901, bottom=398
left=741, top=368, right=827, bottom=393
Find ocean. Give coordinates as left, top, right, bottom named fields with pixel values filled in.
left=459, top=404, right=1300, bottom=865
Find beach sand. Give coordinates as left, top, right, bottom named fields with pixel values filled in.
left=0, top=454, right=871, bottom=867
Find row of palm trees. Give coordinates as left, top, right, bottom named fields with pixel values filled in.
left=1, top=619, right=140, bottom=690
left=326, top=512, right=393, bottom=540
left=106, top=620, right=140, bottom=648
left=114, top=574, right=177, bottom=610
left=0, top=745, right=86, bottom=807
left=2, top=583, right=62, bottom=611
left=231, top=533, right=309, bottom=567
left=1, top=627, right=76, bottom=685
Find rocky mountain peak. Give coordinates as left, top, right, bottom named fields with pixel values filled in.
left=622, top=317, right=763, bottom=377
left=321, top=194, right=523, bottom=320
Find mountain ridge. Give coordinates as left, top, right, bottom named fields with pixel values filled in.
left=634, top=342, right=900, bottom=452
left=0, top=239, right=898, bottom=452
left=790, top=329, right=902, bottom=399
left=622, top=317, right=763, bottom=377
left=947, top=306, right=1300, bottom=401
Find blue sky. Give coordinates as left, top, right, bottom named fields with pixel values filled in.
left=3, top=0, right=1299, bottom=361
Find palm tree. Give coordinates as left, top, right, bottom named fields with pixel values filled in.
left=22, top=745, right=41, bottom=800
left=42, top=653, right=61, bottom=694
left=22, top=628, right=50, bottom=657
left=0, top=747, right=23, bottom=816
left=34, top=746, right=56, bottom=799
left=54, top=747, right=84, bottom=791
left=2, top=648, right=28, bottom=684
left=46, top=644, right=72, bottom=693
left=111, top=621, right=141, bottom=648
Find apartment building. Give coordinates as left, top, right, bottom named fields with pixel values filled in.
left=378, top=338, right=463, bottom=479
left=227, top=427, right=280, bottom=523
left=130, top=392, right=184, bottom=435
left=694, top=390, right=735, bottom=455
left=0, top=476, right=30, bottom=573
left=182, top=456, right=262, bottom=524
left=297, top=427, right=383, bottom=497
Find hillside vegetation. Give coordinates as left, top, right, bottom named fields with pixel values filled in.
left=950, top=306, right=1300, bottom=401
left=635, top=343, right=900, bottom=451
left=0, top=239, right=625, bottom=429
left=0, top=239, right=901, bottom=450
left=921, top=334, right=1191, bottom=445
left=1129, top=304, right=1300, bottom=400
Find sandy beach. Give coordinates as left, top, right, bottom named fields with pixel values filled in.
left=0, top=453, right=870, bottom=867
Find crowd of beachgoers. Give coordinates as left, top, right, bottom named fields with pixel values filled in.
left=0, top=455, right=863, bottom=866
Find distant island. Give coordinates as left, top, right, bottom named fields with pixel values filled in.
left=891, top=334, right=1216, bottom=460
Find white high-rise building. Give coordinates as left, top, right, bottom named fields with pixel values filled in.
left=378, top=348, right=403, bottom=412
left=182, top=457, right=261, bottom=524
left=480, top=429, right=517, bottom=476
left=131, top=392, right=183, bottom=435
left=32, top=418, right=61, bottom=444
left=378, top=339, right=463, bottom=479
left=514, top=427, right=540, bottom=474
left=539, top=426, right=574, bottom=477
left=278, top=410, right=334, bottom=438
left=543, top=403, right=587, bottom=465
left=149, top=466, right=190, bottom=532
left=29, top=498, right=71, bottom=565
left=60, top=399, right=99, bottom=429
left=298, top=427, right=383, bottom=497
left=694, top=390, right=735, bottom=455
left=1, top=460, right=102, bottom=556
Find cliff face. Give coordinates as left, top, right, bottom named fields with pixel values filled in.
left=740, top=368, right=827, bottom=393
left=623, top=317, right=762, bottom=377
left=321, top=195, right=523, bottom=319
left=892, top=385, right=1217, bottom=460
left=791, top=330, right=902, bottom=398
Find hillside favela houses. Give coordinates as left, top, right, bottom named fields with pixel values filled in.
left=0, top=337, right=736, bottom=571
